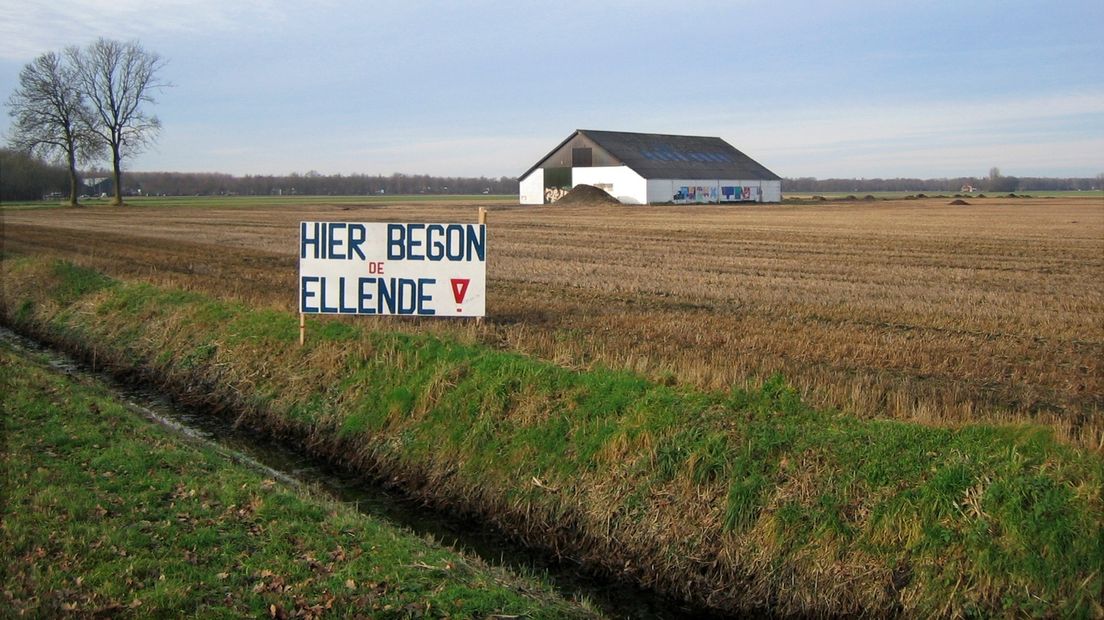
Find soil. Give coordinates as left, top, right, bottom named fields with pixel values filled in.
left=949, top=199, right=970, bottom=205
left=554, top=184, right=622, bottom=206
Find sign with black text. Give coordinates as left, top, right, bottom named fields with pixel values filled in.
left=299, top=222, right=486, bottom=317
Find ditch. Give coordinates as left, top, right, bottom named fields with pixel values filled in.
left=0, top=326, right=729, bottom=620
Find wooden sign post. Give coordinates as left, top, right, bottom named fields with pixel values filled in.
left=477, top=207, right=486, bottom=324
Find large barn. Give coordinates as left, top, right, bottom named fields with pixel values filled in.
left=519, top=129, right=782, bottom=205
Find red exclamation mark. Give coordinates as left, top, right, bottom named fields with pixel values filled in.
left=450, top=278, right=470, bottom=313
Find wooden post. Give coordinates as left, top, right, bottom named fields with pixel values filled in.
left=477, top=207, right=486, bottom=324
left=299, top=313, right=305, bottom=346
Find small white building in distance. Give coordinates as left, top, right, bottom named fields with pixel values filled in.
left=519, top=129, right=782, bottom=205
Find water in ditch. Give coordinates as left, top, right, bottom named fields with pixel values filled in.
left=1, top=327, right=733, bottom=619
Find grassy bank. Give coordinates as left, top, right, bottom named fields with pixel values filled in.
left=0, top=339, right=597, bottom=618
left=2, top=256, right=1102, bottom=617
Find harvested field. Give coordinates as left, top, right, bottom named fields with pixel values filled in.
left=3, top=196, right=1102, bottom=448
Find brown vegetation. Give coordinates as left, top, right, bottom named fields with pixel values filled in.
left=3, top=196, right=1101, bottom=448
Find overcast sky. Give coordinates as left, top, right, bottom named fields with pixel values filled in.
left=2, top=0, right=1102, bottom=179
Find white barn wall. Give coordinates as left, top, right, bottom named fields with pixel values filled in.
left=647, top=179, right=675, bottom=204
left=571, top=166, right=647, bottom=204
left=519, top=169, right=544, bottom=204
left=762, top=180, right=782, bottom=202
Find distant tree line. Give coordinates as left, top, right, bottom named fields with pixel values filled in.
left=0, top=148, right=69, bottom=201
left=0, top=158, right=520, bottom=200
left=783, top=171, right=1103, bottom=194
left=110, top=170, right=521, bottom=197
left=6, top=149, right=1102, bottom=202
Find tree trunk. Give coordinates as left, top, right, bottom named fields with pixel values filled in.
left=111, top=146, right=123, bottom=206
left=67, top=145, right=80, bottom=208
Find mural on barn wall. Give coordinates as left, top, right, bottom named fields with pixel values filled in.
left=673, top=184, right=760, bottom=204
left=721, top=185, right=759, bottom=202
left=673, top=185, right=717, bottom=204
left=543, top=167, right=571, bottom=204
left=545, top=187, right=569, bottom=203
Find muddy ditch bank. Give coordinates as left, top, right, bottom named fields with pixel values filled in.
left=3, top=258, right=1102, bottom=618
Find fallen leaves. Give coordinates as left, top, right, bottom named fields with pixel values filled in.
left=253, top=569, right=291, bottom=595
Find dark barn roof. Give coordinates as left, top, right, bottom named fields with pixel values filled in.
left=521, top=129, right=781, bottom=181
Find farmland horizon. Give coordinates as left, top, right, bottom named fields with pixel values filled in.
left=89, top=167, right=1104, bottom=183
left=40, top=162, right=1104, bottom=198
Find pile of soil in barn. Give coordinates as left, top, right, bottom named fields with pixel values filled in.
left=949, top=199, right=970, bottom=205
left=555, top=184, right=621, bottom=205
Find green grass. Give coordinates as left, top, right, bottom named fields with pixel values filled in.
left=0, top=342, right=597, bottom=619
left=3, top=256, right=1102, bottom=617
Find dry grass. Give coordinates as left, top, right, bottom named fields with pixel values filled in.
left=3, top=196, right=1101, bottom=448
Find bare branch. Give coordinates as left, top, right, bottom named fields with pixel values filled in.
left=69, top=38, right=168, bottom=205
left=5, top=51, right=102, bottom=206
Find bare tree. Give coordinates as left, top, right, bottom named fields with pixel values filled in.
left=6, top=52, right=101, bottom=206
left=69, top=38, right=166, bottom=206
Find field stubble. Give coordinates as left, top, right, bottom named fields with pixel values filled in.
left=3, top=197, right=1101, bottom=449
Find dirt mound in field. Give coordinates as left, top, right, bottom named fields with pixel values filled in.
left=555, top=184, right=621, bottom=205
left=949, top=199, right=970, bottom=205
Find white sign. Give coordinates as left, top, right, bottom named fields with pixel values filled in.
left=299, top=222, right=486, bottom=317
